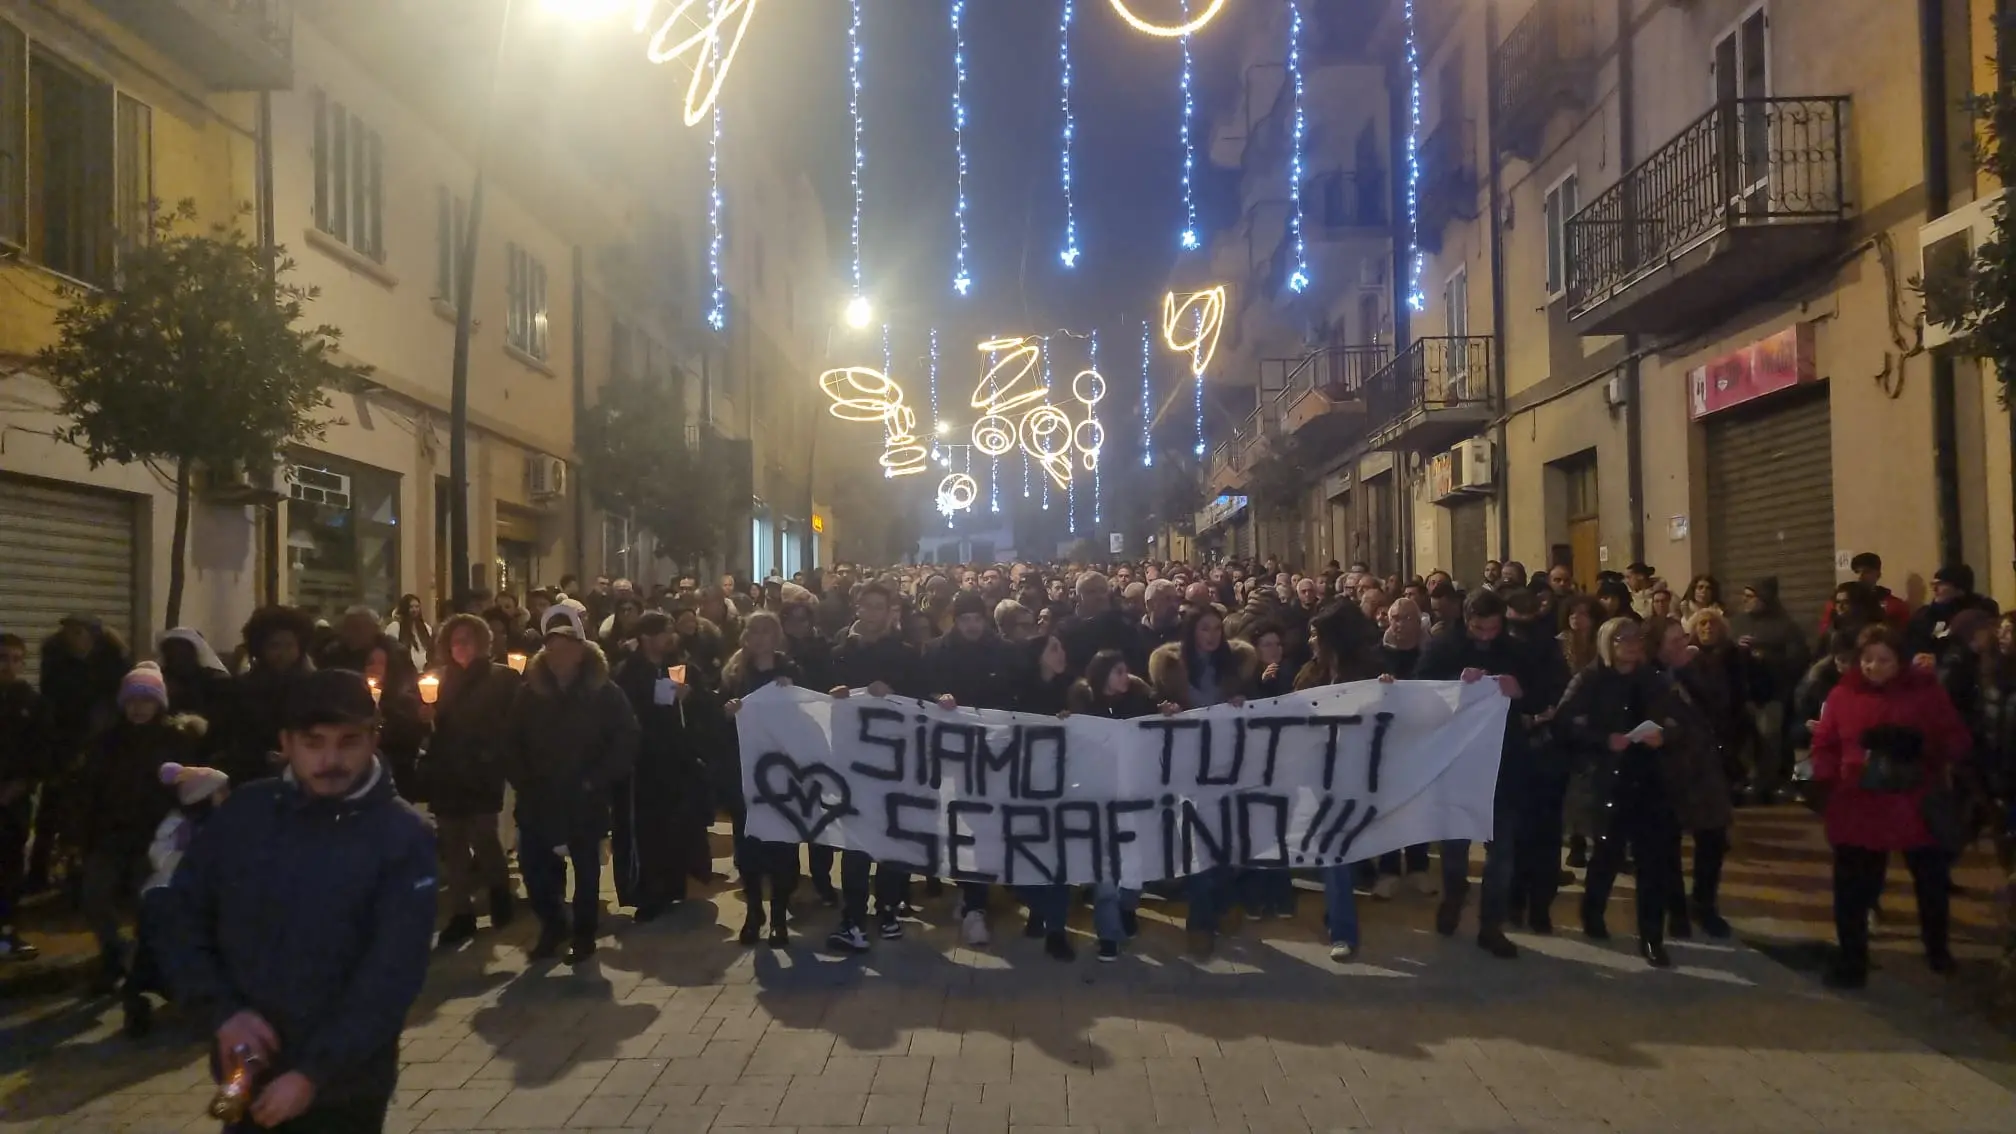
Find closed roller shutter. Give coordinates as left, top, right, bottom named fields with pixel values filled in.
left=1705, top=388, right=1833, bottom=639
left=0, top=475, right=138, bottom=684
left=1449, top=499, right=1489, bottom=589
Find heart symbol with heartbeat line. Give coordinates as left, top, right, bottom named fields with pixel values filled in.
left=750, top=752, right=858, bottom=844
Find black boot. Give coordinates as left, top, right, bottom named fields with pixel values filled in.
left=767, top=902, right=790, bottom=948
left=1694, top=904, right=1732, bottom=939
left=1435, top=890, right=1465, bottom=937
left=739, top=905, right=765, bottom=946
left=121, top=993, right=153, bottom=1039
left=1580, top=897, right=1610, bottom=941
left=565, top=935, right=597, bottom=966
left=489, top=887, right=516, bottom=929
left=1476, top=925, right=1519, bottom=959
left=1640, top=939, right=1673, bottom=968
left=528, top=921, right=567, bottom=961
left=436, top=914, right=479, bottom=952
left=1044, top=930, right=1075, bottom=961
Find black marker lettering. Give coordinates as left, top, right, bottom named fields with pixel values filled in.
left=945, top=799, right=998, bottom=881
left=1138, top=718, right=1205, bottom=786
left=1105, top=799, right=1155, bottom=883
left=1020, top=726, right=1068, bottom=800
left=975, top=727, right=1021, bottom=798
left=1181, top=796, right=1233, bottom=871
left=884, top=793, right=939, bottom=874
left=851, top=707, right=908, bottom=781
left=1195, top=719, right=1242, bottom=786
left=1055, top=802, right=1103, bottom=883
left=1236, top=792, right=1291, bottom=867
left=1000, top=805, right=1055, bottom=884
left=931, top=723, right=981, bottom=793
left=1365, top=712, right=1395, bottom=795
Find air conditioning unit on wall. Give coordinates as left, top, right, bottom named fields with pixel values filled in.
left=526, top=456, right=567, bottom=500
left=1920, top=190, right=2006, bottom=351
left=1456, top=437, right=1494, bottom=492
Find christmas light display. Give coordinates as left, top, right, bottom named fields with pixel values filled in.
left=1140, top=318, right=1153, bottom=467
left=970, top=336, right=1049, bottom=418
left=1177, top=0, right=1199, bottom=250
left=847, top=0, right=867, bottom=309
left=1404, top=0, right=1425, bottom=310
left=706, top=0, right=726, bottom=329
left=1286, top=0, right=1309, bottom=293
left=1162, top=286, right=1227, bottom=376
left=1107, top=0, right=1227, bottom=37
left=951, top=0, right=973, bottom=295
left=627, top=0, right=761, bottom=128
left=817, top=366, right=927, bottom=477
left=928, top=328, right=942, bottom=458
left=1058, top=0, right=1080, bottom=268
left=937, top=472, right=977, bottom=514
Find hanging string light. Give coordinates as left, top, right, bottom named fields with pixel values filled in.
left=1192, top=306, right=1204, bottom=454
left=848, top=0, right=866, bottom=307
left=703, top=0, right=727, bottom=329
left=1058, top=0, right=1080, bottom=268
left=987, top=345, right=1000, bottom=514
left=1139, top=318, right=1153, bottom=467
left=951, top=0, right=973, bottom=295
left=1088, top=329, right=1102, bottom=527
left=1405, top=0, right=1426, bottom=310
left=929, top=328, right=942, bottom=460
left=1286, top=0, right=1309, bottom=293
left=1066, top=336, right=1076, bottom=534
left=1177, top=0, right=1199, bottom=251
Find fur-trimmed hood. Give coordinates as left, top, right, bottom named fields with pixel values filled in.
left=523, top=639, right=612, bottom=698
left=1147, top=638, right=1259, bottom=709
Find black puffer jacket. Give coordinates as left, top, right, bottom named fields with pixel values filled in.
left=1416, top=629, right=1553, bottom=795
left=229, top=660, right=314, bottom=786
left=38, top=629, right=128, bottom=757
left=827, top=627, right=925, bottom=697
left=923, top=631, right=1022, bottom=711
left=420, top=658, right=521, bottom=817
left=78, top=714, right=198, bottom=857
left=159, top=761, right=435, bottom=1109
left=502, top=644, right=639, bottom=837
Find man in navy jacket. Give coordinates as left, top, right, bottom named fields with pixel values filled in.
left=161, top=668, right=436, bottom=1132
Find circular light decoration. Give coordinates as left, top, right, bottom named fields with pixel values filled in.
left=1019, top=405, right=1076, bottom=490
left=819, top=366, right=904, bottom=422
left=1075, top=419, right=1106, bottom=468
left=1108, top=0, right=1227, bottom=38
left=880, top=442, right=928, bottom=476
left=972, top=415, right=1017, bottom=456
left=937, top=472, right=978, bottom=513
left=971, top=336, right=1048, bottom=417
left=1071, top=368, right=1106, bottom=407
left=1162, top=285, right=1228, bottom=376
left=628, top=0, right=762, bottom=128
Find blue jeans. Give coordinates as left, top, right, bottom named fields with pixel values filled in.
left=1185, top=866, right=1237, bottom=932
left=1092, top=882, right=1140, bottom=942
left=1322, top=863, right=1360, bottom=947
left=1016, top=885, right=1072, bottom=934
left=518, top=825, right=603, bottom=940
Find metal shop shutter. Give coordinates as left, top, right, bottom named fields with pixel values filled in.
left=0, top=476, right=138, bottom=684
left=1449, top=499, right=1490, bottom=590
left=1705, top=388, right=1834, bottom=638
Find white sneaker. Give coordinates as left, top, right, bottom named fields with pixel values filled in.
left=961, top=910, right=991, bottom=948
left=1410, top=872, right=1440, bottom=897
left=1329, top=942, right=1356, bottom=962
left=826, top=924, right=870, bottom=953
left=1372, top=876, right=1399, bottom=901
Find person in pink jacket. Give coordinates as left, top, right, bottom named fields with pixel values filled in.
left=1809, top=625, right=1973, bottom=988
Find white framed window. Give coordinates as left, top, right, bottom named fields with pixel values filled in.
left=310, top=89, right=383, bottom=260
left=505, top=242, right=549, bottom=362
left=1543, top=169, right=1579, bottom=300
left=434, top=186, right=467, bottom=303
left=1442, top=266, right=1471, bottom=399
left=1711, top=4, right=1770, bottom=103
left=1443, top=266, right=1469, bottom=339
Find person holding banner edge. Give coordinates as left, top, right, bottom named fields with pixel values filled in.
left=721, top=612, right=804, bottom=948
left=824, top=582, right=928, bottom=952
left=1415, top=588, right=1551, bottom=960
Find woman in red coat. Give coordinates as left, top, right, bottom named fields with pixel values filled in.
left=1809, top=626, right=1972, bottom=988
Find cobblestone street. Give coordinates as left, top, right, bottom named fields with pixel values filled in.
left=5, top=813, right=2014, bottom=1134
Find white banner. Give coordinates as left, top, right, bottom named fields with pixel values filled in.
left=736, top=680, right=1509, bottom=887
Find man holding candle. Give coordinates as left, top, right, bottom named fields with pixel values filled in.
left=418, top=614, right=522, bottom=951
left=611, top=612, right=717, bottom=921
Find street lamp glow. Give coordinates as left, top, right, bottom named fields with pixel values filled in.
left=844, top=295, right=873, bottom=329
left=936, top=420, right=951, bottom=435
left=537, top=0, right=638, bottom=19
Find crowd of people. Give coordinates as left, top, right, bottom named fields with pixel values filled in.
left=0, top=551, right=2012, bottom=1128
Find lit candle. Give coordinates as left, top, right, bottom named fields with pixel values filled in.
left=506, top=652, right=528, bottom=673
left=367, top=677, right=381, bottom=705
left=418, top=673, right=440, bottom=705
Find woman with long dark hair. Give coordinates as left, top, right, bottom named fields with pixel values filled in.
left=386, top=594, right=432, bottom=671
left=1679, top=575, right=1723, bottom=621
left=1296, top=603, right=1387, bottom=960
left=1149, top=606, right=1257, bottom=955
left=1068, top=649, right=1164, bottom=961
left=720, top=612, right=803, bottom=948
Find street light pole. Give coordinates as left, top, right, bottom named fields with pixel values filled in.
left=448, top=0, right=518, bottom=611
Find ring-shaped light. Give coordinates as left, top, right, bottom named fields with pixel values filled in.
left=1072, top=368, right=1107, bottom=406
left=1107, top=0, right=1227, bottom=38
left=937, top=473, right=978, bottom=512
left=972, top=415, right=1017, bottom=456
left=639, top=0, right=762, bottom=128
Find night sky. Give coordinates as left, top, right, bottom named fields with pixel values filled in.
left=729, top=0, right=1253, bottom=403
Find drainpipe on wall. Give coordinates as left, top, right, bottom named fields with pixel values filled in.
left=2002, top=0, right=2016, bottom=586
left=1618, top=0, right=1646, bottom=566
left=570, top=245, right=588, bottom=584
left=1923, top=0, right=1964, bottom=567
left=257, top=90, right=280, bottom=608
left=1485, top=1, right=1511, bottom=562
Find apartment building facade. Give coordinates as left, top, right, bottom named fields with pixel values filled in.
left=1205, top=0, right=2015, bottom=625
left=0, top=0, right=834, bottom=673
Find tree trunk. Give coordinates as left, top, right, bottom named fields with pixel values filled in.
left=166, top=457, right=192, bottom=631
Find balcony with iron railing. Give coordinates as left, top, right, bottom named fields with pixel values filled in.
left=1360, top=336, right=1494, bottom=454
left=1417, top=118, right=1479, bottom=253
left=1565, top=96, right=1850, bottom=336
left=1493, top=0, right=1596, bottom=162
left=94, top=0, right=293, bottom=90
left=1274, top=344, right=1388, bottom=448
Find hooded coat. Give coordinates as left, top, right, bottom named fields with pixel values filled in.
left=502, top=643, right=640, bottom=838
left=1810, top=666, right=1972, bottom=851
left=1147, top=638, right=1260, bottom=709
left=38, top=625, right=128, bottom=755
left=158, top=760, right=435, bottom=1109
left=160, top=628, right=236, bottom=763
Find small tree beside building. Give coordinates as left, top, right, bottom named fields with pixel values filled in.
left=38, top=203, right=362, bottom=629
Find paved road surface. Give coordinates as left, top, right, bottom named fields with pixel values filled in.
left=4, top=813, right=2012, bottom=1133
